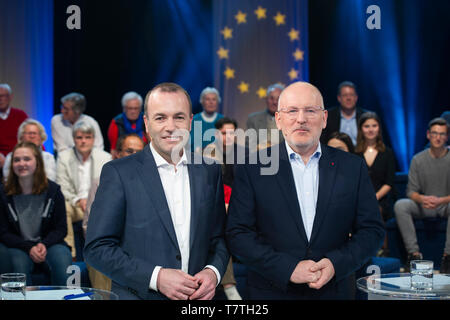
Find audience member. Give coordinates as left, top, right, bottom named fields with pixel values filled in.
left=0, top=142, right=71, bottom=285
left=320, top=81, right=368, bottom=145
left=394, top=117, right=450, bottom=273
left=56, top=121, right=111, bottom=258
left=226, top=81, right=384, bottom=299
left=107, top=91, right=148, bottom=158
left=190, top=87, right=224, bottom=153
left=51, top=92, right=104, bottom=154
left=82, top=133, right=144, bottom=291
left=84, top=82, right=229, bottom=300
left=246, top=83, right=285, bottom=149
left=355, top=112, right=395, bottom=256
left=3, top=119, right=56, bottom=181
left=326, top=132, right=355, bottom=153
left=203, top=117, right=244, bottom=300
left=0, top=84, right=28, bottom=157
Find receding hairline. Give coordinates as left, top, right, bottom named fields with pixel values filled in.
left=278, top=82, right=324, bottom=110
left=144, top=83, right=192, bottom=116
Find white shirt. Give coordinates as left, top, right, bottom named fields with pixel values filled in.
left=0, top=106, right=10, bottom=120
left=148, top=143, right=220, bottom=292
left=3, top=149, right=56, bottom=181
left=72, top=149, right=92, bottom=206
left=51, top=113, right=104, bottom=153
left=286, top=141, right=321, bottom=241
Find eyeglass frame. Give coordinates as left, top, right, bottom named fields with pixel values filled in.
left=278, top=106, right=325, bottom=119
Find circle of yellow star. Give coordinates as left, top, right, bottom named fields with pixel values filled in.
left=293, top=49, right=304, bottom=61
left=273, top=12, right=286, bottom=26
left=288, top=68, right=299, bottom=80
left=256, top=87, right=267, bottom=99
left=221, top=26, right=233, bottom=40
left=254, top=6, right=267, bottom=20
left=224, top=67, right=235, bottom=79
left=288, top=28, right=300, bottom=41
left=235, top=10, right=247, bottom=24
left=217, top=47, right=229, bottom=59
left=238, top=81, right=249, bottom=93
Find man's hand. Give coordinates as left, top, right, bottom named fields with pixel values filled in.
left=189, top=268, right=217, bottom=300
left=29, top=243, right=47, bottom=263
left=290, top=260, right=322, bottom=284
left=308, top=258, right=335, bottom=290
left=157, top=268, right=199, bottom=300
left=421, top=195, right=441, bottom=209
left=77, top=198, right=88, bottom=212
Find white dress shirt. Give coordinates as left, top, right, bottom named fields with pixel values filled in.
left=51, top=113, right=104, bottom=153
left=72, top=149, right=92, bottom=206
left=148, top=143, right=220, bottom=292
left=286, top=141, right=321, bottom=241
left=0, top=106, right=10, bottom=120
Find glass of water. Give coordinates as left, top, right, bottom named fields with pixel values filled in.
left=410, top=260, right=433, bottom=290
left=1, top=273, right=26, bottom=300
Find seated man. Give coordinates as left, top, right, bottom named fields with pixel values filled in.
left=51, top=92, right=104, bottom=154
left=394, top=117, right=450, bottom=273
left=3, top=119, right=56, bottom=181
left=107, top=92, right=148, bottom=158
left=83, top=133, right=145, bottom=291
left=56, top=121, right=112, bottom=258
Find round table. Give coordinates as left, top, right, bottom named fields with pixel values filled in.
left=25, top=286, right=119, bottom=300
left=357, top=273, right=450, bottom=300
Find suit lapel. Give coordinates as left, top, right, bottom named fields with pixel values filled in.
left=310, top=145, right=338, bottom=244
left=70, top=148, right=79, bottom=191
left=136, top=146, right=179, bottom=250
left=275, top=143, right=309, bottom=244
left=187, top=162, right=202, bottom=251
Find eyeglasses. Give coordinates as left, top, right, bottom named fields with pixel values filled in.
left=279, top=106, right=324, bottom=119
left=429, top=131, right=447, bottom=138
left=23, top=131, right=39, bottom=136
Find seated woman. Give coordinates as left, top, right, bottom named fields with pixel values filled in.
left=327, top=131, right=355, bottom=153
left=355, top=112, right=396, bottom=256
left=0, top=142, right=72, bottom=285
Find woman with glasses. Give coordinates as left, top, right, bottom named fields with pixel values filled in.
left=0, top=142, right=71, bottom=285
left=355, top=112, right=396, bottom=256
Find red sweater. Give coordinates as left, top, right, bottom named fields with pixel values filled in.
left=0, top=108, right=28, bottom=156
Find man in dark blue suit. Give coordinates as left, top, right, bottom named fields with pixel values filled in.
left=226, top=81, right=385, bottom=299
left=85, top=83, right=229, bottom=300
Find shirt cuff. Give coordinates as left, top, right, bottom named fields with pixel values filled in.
left=205, top=265, right=221, bottom=287
left=149, top=266, right=162, bottom=292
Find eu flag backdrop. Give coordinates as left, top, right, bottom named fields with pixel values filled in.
left=213, top=0, right=309, bottom=129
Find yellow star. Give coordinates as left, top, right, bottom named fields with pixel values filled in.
left=235, top=10, right=247, bottom=24
left=288, top=68, right=299, bottom=80
left=256, top=87, right=267, bottom=99
left=273, top=12, right=286, bottom=26
left=217, top=47, right=229, bottom=59
left=221, top=26, right=233, bottom=40
left=224, top=67, right=235, bottom=79
left=238, top=81, right=249, bottom=93
left=288, top=28, right=300, bottom=41
left=254, top=6, right=267, bottom=20
left=293, top=49, right=304, bottom=61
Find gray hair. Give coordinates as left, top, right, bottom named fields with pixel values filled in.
left=72, top=121, right=95, bottom=138
left=267, top=83, right=285, bottom=97
left=199, top=87, right=221, bottom=104
left=337, top=81, right=357, bottom=96
left=121, top=91, right=143, bottom=110
left=17, top=119, right=48, bottom=143
left=61, top=92, right=86, bottom=114
left=0, top=83, right=12, bottom=94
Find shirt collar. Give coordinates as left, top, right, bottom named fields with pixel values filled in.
left=150, top=142, right=188, bottom=168
left=340, top=109, right=356, bottom=120
left=285, top=141, right=322, bottom=162
left=74, top=148, right=92, bottom=164
left=0, top=106, right=11, bottom=120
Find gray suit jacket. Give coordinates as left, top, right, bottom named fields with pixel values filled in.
left=246, top=110, right=284, bottom=148
left=84, top=145, right=229, bottom=300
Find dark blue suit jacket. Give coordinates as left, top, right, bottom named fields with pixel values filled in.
left=226, top=143, right=385, bottom=299
left=84, top=145, right=229, bottom=299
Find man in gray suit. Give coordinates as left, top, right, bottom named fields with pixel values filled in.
left=246, top=83, right=285, bottom=150
left=84, top=82, right=229, bottom=300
